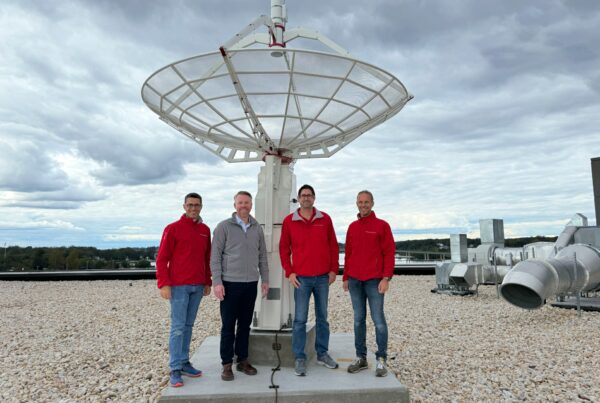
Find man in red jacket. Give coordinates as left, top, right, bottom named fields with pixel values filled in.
left=343, top=190, right=395, bottom=377
left=156, top=193, right=212, bottom=388
left=279, top=184, right=339, bottom=376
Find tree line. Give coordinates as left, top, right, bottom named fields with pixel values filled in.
left=0, top=236, right=557, bottom=271
left=0, top=246, right=158, bottom=271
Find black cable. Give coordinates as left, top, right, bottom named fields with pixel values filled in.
left=269, top=325, right=284, bottom=403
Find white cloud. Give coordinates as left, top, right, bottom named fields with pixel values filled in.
left=0, top=219, right=84, bottom=231
left=103, top=233, right=161, bottom=242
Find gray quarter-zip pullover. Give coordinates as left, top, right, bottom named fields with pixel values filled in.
left=210, top=213, right=269, bottom=285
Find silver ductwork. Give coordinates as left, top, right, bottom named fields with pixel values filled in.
left=436, top=216, right=600, bottom=301
left=553, top=225, right=578, bottom=251
left=522, top=242, right=555, bottom=260
left=459, top=263, right=509, bottom=285
left=492, top=247, right=523, bottom=266
left=500, top=244, right=600, bottom=309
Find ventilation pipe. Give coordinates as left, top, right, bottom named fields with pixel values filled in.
left=500, top=243, right=600, bottom=309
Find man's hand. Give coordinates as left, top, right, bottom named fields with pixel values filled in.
left=343, top=280, right=349, bottom=292
left=328, top=271, right=336, bottom=285
left=288, top=273, right=300, bottom=288
left=261, top=282, right=269, bottom=298
left=159, top=286, right=171, bottom=300
left=378, top=278, right=390, bottom=294
left=213, top=284, right=225, bottom=301
left=203, top=285, right=211, bottom=296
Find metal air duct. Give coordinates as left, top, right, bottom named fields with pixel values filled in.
left=500, top=244, right=600, bottom=309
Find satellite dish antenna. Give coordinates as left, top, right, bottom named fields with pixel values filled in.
left=142, top=0, right=412, bottom=330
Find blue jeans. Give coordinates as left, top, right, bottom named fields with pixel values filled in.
left=293, top=274, right=330, bottom=360
left=348, top=277, right=388, bottom=360
left=169, top=284, right=204, bottom=371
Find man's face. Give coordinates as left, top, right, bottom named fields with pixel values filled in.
left=234, top=194, right=253, bottom=218
left=298, top=189, right=315, bottom=209
left=356, top=193, right=373, bottom=217
left=183, top=197, right=202, bottom=220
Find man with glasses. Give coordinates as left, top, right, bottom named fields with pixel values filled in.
left=343, top=190, right=395, bottom=377
left=156, top=193, right=212, bottom=388
left=279, top=184, right=339, bottom=376
left=211, top=191, right=269, bottom=381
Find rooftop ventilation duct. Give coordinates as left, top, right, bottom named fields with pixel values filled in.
left=500, top=243, right=600, bottom=309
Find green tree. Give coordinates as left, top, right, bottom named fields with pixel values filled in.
left=48, top=249, right=66, bottom=270
left=32, top=249, right=47, bottom=270
left=66, top=249, right=80, bottom=270
left=94, top=259, right=108, bottom=270
left=135, top=259, right=151, bottom=268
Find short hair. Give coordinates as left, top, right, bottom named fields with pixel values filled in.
left=357, top=190, right=374, bottom=202
left=234, top=190, right=253, bottom=200
left=297, top=184, right=315, bottom=197
left=184, top=192, right=202, bottom=204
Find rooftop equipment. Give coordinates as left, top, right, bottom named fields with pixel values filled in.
left=433, top=219, right=539, bottom=295
left=500, top=215, right=600, bottom=310
left=500, top=158, right=600, bottom=310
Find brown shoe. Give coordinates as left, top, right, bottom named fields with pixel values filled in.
left=221, top=363, right=234, bottom=381
left=236, top=360, right=257, bottom=375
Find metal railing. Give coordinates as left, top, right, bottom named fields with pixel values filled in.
left=395, top=250, right=450, bottom=262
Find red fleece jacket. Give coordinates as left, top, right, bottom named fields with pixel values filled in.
left=279, top=208, right=339, bottom=278
left=343, top=212, right=395, bottom=282
left=156, top=214, right=212, bottom=288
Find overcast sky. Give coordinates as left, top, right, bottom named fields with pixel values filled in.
left=1, top=0, right=599, bottom=248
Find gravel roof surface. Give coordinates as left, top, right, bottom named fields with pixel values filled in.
left=1, top=276, right=598, bottom=402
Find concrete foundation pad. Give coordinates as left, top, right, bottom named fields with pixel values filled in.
left=160, top=333, right=409, bottom=403
left=248, top=324, right=315, bottom=367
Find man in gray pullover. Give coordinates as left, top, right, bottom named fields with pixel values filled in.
left=211, top=191, right=269, bottom=381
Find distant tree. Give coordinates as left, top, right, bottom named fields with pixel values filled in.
left=94, top=259, right=108, bottom=270
left=135, top=259, right=151, bottom=268
left=66, top=249, right=80, bottom=270
left=48, top=249, right=66, bottom=270
left=32, top=249, right=47, bottom=270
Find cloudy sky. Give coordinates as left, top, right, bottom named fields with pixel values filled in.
left=1, top=0, right=599, bottom=248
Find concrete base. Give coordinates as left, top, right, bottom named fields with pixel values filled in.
left=160, top=333, right=409, bottom=403
left=248, top=323, right=315, bottom=367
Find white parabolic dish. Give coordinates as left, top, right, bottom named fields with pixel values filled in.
left=142, top=48, right=411, bottom=162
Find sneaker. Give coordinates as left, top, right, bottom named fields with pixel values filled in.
left=375, top=357, right=388, bottom=377
left=347, top=357, right=368, bottom=373
left=317, top=353, right=339, bottom=369
left=169, top=370, right=184, bottom=387
left=181, top=362, right=202, bottom=377
left=294, top=358, right=306, bottom=376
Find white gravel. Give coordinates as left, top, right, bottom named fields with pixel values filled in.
left=1, top=277, right=599, bottom=402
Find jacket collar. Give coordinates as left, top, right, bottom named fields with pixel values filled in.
left=180, top=213, right=203, bottom=224
left=292, top=207, right=324, bottom=222
left=229, top=212, right=258, bottom=226
left=356, top=211, right=377, bottom=221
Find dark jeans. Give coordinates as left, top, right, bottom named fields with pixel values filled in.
left=292, top=274, right=330, bottom=360
left=219, top=281, right=258, bottom=365
left=348, top=277, right=388, bottom=360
